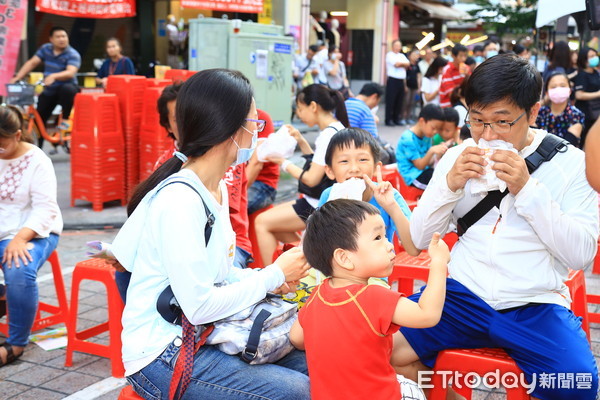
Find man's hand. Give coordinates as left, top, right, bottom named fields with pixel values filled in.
left=43, top=74, right=56, bottom=86
left=447, top=147, right=486, bottom=192
left=490, top=150, right=530, bottom=195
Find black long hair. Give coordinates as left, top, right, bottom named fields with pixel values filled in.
left=296, top=84, right=349, bottom=127
left=127, top=69, right=253, bottom=215
left=424, top=56, right=447, bottom=79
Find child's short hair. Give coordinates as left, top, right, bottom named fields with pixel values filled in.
left=460, top=125, right=471, bottom=141
left=304, top=199, right=381, bottom=276
left=442, top=107, right=460, bottom=126
left=419, top=104, right=444, bottom=122
left=324, top=127, right=381, bottom=166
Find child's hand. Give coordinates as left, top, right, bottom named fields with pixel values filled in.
left=428, top=232, right=450, bottom=264
left=363, top=165, right=396, bottom=211
left=431, top=143, right=449, bottom=156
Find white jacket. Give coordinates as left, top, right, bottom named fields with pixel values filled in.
left=410, top=130, right=599, bottom=310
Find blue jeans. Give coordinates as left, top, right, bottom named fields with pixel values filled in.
left=233, top=247, right=253, bottom=269
left=115, top=270, right=132, bottom=303
left=128, top=339, right=309, bottom=400
left=247, top=181, right=277, bottom=215
left=0, top=234, right=60, bottom=346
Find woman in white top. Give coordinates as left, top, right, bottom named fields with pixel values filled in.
left=0, top=105, right=62, bottom=367
left=255, top=84, right=348, bottom=266
left=324, top=45, right=352, bottom=98
left=420, top=56, right=447, bottom=106
left=112, top=69, right=311, bottom=399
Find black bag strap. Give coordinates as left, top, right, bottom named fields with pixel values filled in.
left=240, top=309, right=272, bottom=363
left=456, top=134, right=568, bottom=237
left=156, top=180, right=215, bottom=325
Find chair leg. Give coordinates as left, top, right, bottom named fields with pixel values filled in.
left=65, top=271, right=82, bottom=367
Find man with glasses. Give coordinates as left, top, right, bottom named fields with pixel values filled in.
left=392, top=54, right=598, bottom=399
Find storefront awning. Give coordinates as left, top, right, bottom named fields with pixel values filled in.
left=403, top=0, right=471, bottom=21
left=535, top=0, right=585, bottom=27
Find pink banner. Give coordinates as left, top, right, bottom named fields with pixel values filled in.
left=36, top=0, right=136, bottom=19
left=0, top=0, right=27, bottom=97
left=181, top=0, right=263, bottom=13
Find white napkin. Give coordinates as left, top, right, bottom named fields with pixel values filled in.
left=470, top=139, right=518, bottom=195
left=327, top=178, right=366, bottom=201
left=256, top=126, right=298, bottom=162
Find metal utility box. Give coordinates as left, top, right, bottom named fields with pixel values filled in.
left=188, top=17, right=294, bottom=128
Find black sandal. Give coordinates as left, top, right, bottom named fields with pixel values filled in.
left=0, top=343, right=22, bottom=367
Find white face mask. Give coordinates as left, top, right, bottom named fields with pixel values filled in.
left=330, top=53, right=338, bottom=61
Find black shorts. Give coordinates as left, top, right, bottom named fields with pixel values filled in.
left=291, top=197, right=316, bottom=222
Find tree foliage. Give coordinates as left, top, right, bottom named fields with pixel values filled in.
left=466, top=0, right=538, bottom=35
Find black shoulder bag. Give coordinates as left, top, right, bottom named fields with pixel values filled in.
left=156, top=181, right=214, bottom=325
left=456, top=134, right=569, bottom=237
left=297, top=125, right=339, bottom=199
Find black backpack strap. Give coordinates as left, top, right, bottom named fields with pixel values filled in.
left=456, top=134, right=569, bottom=237
left=240, top=309, right=272, bottom=363
left=156, top=180, right=215, bottom=325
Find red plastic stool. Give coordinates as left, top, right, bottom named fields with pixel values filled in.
left=118, top=386, right=144, bottom=399
left=430, top=348, right=530, bottom=400
left=0, top=251, right=69, bottom=336
left=592, top=240, right=600, bottom=275
left=565, top=269, right=591, bottom=341
left=65, top=258, right=125, bottom=377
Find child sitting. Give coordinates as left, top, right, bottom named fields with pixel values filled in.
left=433, top=107, right=460, bottom=147
left=395, top=104, right=447, bottom=190
left=290, top=199, right=450, bottom=400
left=318, top=127, right=419, bottom=256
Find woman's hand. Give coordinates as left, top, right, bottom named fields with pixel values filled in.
left=272, top=280, right=300, bottom=295
left=274, top=247, right=310, bottom=282
left=2, top=238, right=33, bottom=268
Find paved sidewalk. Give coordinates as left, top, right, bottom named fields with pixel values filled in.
left=0, top=121, right=599, bottom=399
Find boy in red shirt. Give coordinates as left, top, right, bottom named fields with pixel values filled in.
left=290, top=199, right=449, bottom=400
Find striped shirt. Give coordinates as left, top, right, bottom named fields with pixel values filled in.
left=439, top=62, right=464, bottom=108
left=35, top=43, right=81, bottom=87
left=345, top=97, right=378, bottom=137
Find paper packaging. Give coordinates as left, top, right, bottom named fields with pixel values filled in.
left=470, top=139, right=518, bottom=195
left=326, top=178, right=366, bottom=202
left=86, top=241, right=116, bottom=260
left=256, top=126, right=298, bottom=162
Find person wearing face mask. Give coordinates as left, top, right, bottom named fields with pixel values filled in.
left=483, top=41, right=499, bottom=60
left=0, top=105, right=63, bottom=367
left=472, top=45, right=485, bottom=65
left=112, top=69, right=310, bottom=399
left=95, top=38, right=135, bottom=88
left=542, top=41, right=571, bottom=92
left=573, top=46, right=600, bottom=148
left=536, top=72, right=584, bottom=147
left=324, top=45, right=352, bottom=99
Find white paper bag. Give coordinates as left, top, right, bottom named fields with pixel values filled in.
left=470, top=139, right=518, bottom=195
left=256, top=126, right=298, bottom=162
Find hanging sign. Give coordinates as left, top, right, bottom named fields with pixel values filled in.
left=181, top=0, right=263, bottom=14
left=35, top=0, right=136, bottom=18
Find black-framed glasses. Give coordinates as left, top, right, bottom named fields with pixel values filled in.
left=464, top=111, right=526, bottom=134
left=245, top=118, right=266, bottom=133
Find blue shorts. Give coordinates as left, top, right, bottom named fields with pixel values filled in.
left=400, top=278, right=598, bottom=400
left=248, top=180, right=277, bottom=215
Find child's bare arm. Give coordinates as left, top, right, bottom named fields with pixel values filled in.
left=391, top=233, right=449, bottom=328
left=388, top=207, right=420, bottom=256
left=289, top=319, right=305, bottom=350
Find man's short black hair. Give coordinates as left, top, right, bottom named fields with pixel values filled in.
left=50, top=27, right=68, bottom=37
left=452, top=44, right=468, bottom=57
left=465, top=57, right=476, bottom=67
left=324, top=127, right=381, bottom=166
left=473, top=45, right=484, bottom=53
left=359, top=82, right=384, bottom=97
left=308, top=44, right=319, bottom=53
left=419, top=103, right=444, bottom=122
left=465, top=53, right=541, bottom=114
left=304, top=199, right=381, bottom=276
left=513, top=44, right=526, bottom=56
left=442, top=107, right=460, bottom=125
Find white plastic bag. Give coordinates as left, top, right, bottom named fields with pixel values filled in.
left=256, top=126, right=298, bottom=162
left=470, top=139, right=518, bottom=195
left=326, top=178, right=366, bottom=201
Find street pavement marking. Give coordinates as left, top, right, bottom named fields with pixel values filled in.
left=62, top=376, right=127, bottom=400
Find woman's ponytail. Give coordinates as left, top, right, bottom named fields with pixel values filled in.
left=329, top=89, right=349, bottom=127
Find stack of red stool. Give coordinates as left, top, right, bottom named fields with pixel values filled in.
left=65, top=258, right=125, bottom=377
left=139, top=86, right=173, bottom=181
left=145, top=78, right=172, bottom=88
left=0, top=251, right=69, bottom=336
left=106, top=75, right=147, bottom=200
left=70, top=93, right=126, bottom=211
left=164, top=69, right=195, bottom=83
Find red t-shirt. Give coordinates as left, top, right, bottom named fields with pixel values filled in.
left=298, top=280, right=403, bottom=400
left=256, top=109, right=280, bottom=189
left=439, top=62, right=465, bottom=108
left=224, top=163, right=252, bottom=254
left=153, top=140, right=177, bottom=171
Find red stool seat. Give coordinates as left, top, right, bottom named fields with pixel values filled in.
left=118, top=385, right=144, bottom=399
left=0, top=251, right=69, bottom=336
left=65, top=258, right=125, bottom=377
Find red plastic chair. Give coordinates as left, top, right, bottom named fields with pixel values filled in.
left=428, top=269, right=590, bottom=400
left=65, top=258, right=125, bottom=378
left=592, top=240, right=600, bottom=275
left=380, top=164, right=422, bottom=208
left=118, top=386, right=143, bottom=399
left=0, top=251, right=69, bottom=336
left=247, top=205, right=274, bottom=269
